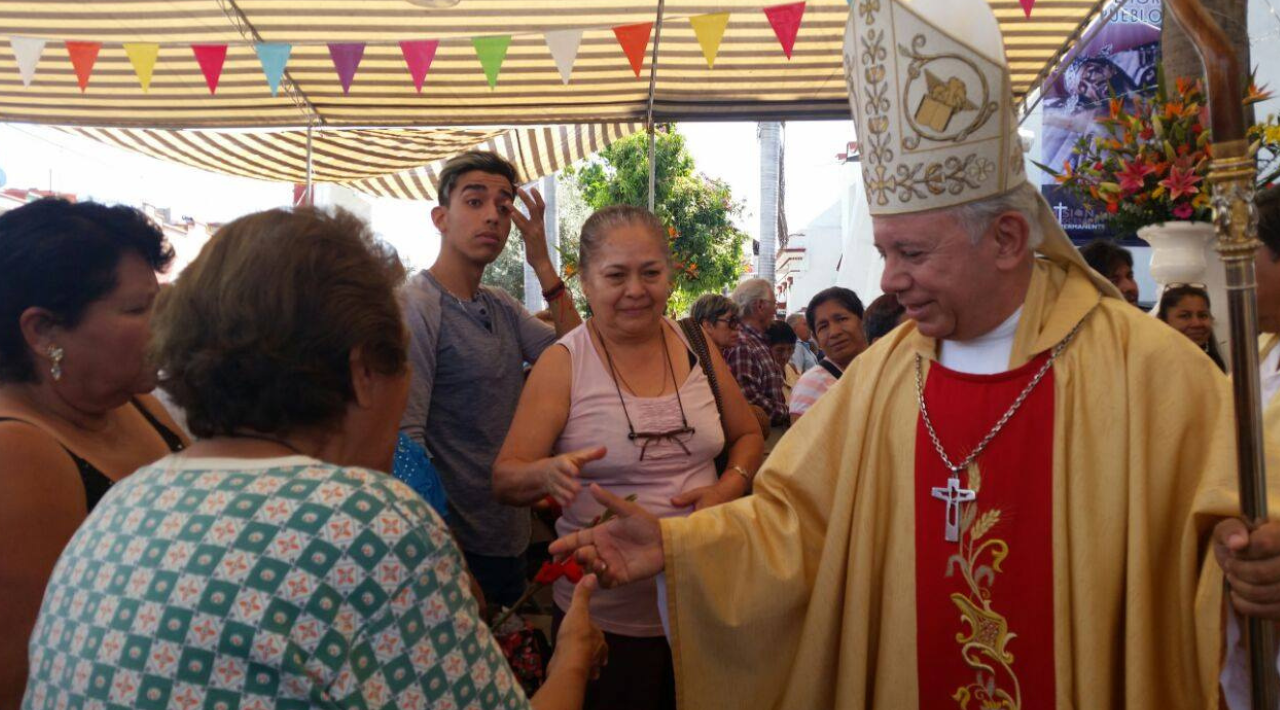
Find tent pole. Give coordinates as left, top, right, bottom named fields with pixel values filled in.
left=305, top=121, right=315, bottom=207
left=645, top=0, right=667, bottom=212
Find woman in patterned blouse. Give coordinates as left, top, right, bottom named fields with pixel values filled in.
left=22, top=207, right=605, bottom=710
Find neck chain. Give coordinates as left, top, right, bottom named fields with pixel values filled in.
left=227, top=432, right=306, bottom=456
left=915, top=307, right=1094, bottom=474
left=590, top=320, right=691, bottom=435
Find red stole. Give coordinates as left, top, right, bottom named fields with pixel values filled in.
left=914, top=353, right=1056, bottom=709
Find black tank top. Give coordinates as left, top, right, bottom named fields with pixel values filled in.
left=0, top=398, right=185, bottom=512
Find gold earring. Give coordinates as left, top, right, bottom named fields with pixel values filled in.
left=47, top=344, right=65, bottom=381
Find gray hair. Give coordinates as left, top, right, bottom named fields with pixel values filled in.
left=948, top=182, right=1045, bottom=250
left=578, top=205, right=669, bottom=272
left=690, top=293, right=737, bottom=325
left=785, top=312, right=807, bottom=328
left=731, top=277, right=773, bottom=314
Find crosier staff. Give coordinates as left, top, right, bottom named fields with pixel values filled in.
left=1162, top=0, right=1276, bottom=706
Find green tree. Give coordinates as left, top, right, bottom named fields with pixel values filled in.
left=480, top=228, right=526, bottom=302
left=565, top=127, right=749, bottom=315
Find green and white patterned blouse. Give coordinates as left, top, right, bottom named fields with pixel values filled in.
left=23, top=455, right=531, bottom=710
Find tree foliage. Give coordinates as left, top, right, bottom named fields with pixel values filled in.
left=480, top=228, right=526, bottom=301
left=564, top=127, right=749, bottom=315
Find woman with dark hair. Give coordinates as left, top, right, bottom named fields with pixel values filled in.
left=0, top=198, right=188, bottom=707
left=22, top=207, right=605, bottom=710
left=1157, top=284, right=1227, bottom=372
left=790, top=287, right=867, bottom=422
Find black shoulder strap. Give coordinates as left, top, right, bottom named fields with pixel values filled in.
left=818, top=358, right=843, bottom=380
left=131, top=399, right=187, bottom=453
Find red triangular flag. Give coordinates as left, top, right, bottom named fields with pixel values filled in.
left=191, top=44, right=228, bottom=94
left=763, top=2, right=806, bottom=59
left=328, top=43, right=365, bottom=94
left=612, top=22, right=653, bottom=78
left=64, top=41, right=101, bottom=92
left=399, top=40, right=439, bottom=93
left=1019, top=0, right=1035, bottom=16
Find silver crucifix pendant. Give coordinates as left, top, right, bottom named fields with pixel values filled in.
left=931, top=475, right=976, bottom=543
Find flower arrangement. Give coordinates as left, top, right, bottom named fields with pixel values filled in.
left=1038, top=73, right=1276, bottom=236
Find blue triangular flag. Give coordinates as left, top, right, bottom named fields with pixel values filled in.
left=254, top=43, right=292, bottom=96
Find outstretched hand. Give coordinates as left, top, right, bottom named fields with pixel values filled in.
left=548, top=484, right=665, bottom=589
left=541, top=446, right=607, bottom=507
left=1214, top=518, right=1280, bottom=619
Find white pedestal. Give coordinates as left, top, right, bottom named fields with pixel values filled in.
left=1137, top=221, right=1230, bottom=368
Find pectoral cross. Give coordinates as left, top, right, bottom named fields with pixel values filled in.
left=931, top=475, right=976, bottom=543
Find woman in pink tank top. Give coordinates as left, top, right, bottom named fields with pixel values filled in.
left=494, top=206, right=765, bottom=710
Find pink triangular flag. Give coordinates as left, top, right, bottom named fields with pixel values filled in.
left=64, top=41, right=101, bottom=92
left=399, top=40, right=438, bottom=93
left=328, top=43, right=365, bottom=94
left=1019, top=0, right=1035, bottom=16
left=191, top=44, right=227, bottom=94
left=763, top=2, right=806, bottom=59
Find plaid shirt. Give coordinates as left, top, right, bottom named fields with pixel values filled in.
left=724, top=323, right=789, bottom=426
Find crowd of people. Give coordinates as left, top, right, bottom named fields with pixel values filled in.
left=1, top=144, right=1276, bottom=709
left=2, top=0, right=1280, bottom=701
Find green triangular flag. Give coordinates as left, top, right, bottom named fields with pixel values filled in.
left=471, top=35, right=512, bottom=89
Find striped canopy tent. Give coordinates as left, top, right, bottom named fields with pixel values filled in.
left=0, top=0, right=1111, bottom=199
left=60, top=122, right=642, bottom=200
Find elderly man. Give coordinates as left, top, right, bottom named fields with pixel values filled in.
left=725, top=278, right=788, bottom=430
left=551, top=0, right=1254, bottom=706
left=785, top=311, right=820, bottom=372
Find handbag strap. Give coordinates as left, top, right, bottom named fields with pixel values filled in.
left=678, top=317, right=726, bottom=423
left=818, top=358, right=843, bottom=380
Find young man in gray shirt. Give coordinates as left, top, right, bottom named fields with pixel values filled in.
left=399, top=152, right=581, bottom=608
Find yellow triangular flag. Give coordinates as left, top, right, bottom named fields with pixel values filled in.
left=124, top=43, right=160, bottom=91
left=689, top=13, right=730, bottom=69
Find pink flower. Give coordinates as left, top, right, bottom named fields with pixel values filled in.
left=1159, top=166, right=1203, bottom=201
left=1173, top=203, right=1195, bottom=219
left=1116, top=159, right=1156, bottom=194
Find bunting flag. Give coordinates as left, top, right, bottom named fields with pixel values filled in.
left=763, top=2, right=806, bottom=59
left=64, top=41, right=101, bottom=92
left=1020, top=0, right=1035, bottom=16
left=10, top=36, right=46, bottom=87
left=191, top=44, right=227, bottom=94
left=328, top=43, right=365, bottom=94
left=399, top=40, right=438, bottom=93
left=613, top=22, right=652, bottom=78
left=123, top=43, right=159, bottom=92
left=471, top=35, right=511, bottom=89
left=254, top=43, right=292, bottom=96
left=543, top=29, right=582, bottom=85
left=689, top=13, right=730, bottom=69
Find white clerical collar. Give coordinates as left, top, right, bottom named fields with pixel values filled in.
left=938, top=307, right=1023, bottom=376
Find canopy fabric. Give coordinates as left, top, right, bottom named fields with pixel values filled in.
left=0, top=0, right=1108, bottom=129
left=63, top=122, right=643, bottom=199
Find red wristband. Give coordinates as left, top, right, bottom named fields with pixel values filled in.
left=542, top=279, right=566, bottom=301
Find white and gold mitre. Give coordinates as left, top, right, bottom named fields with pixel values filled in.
left=843, top=0, right=1028, bottom=215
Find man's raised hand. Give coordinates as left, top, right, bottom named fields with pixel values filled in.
left=512, top=187, right=551, bottom=269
